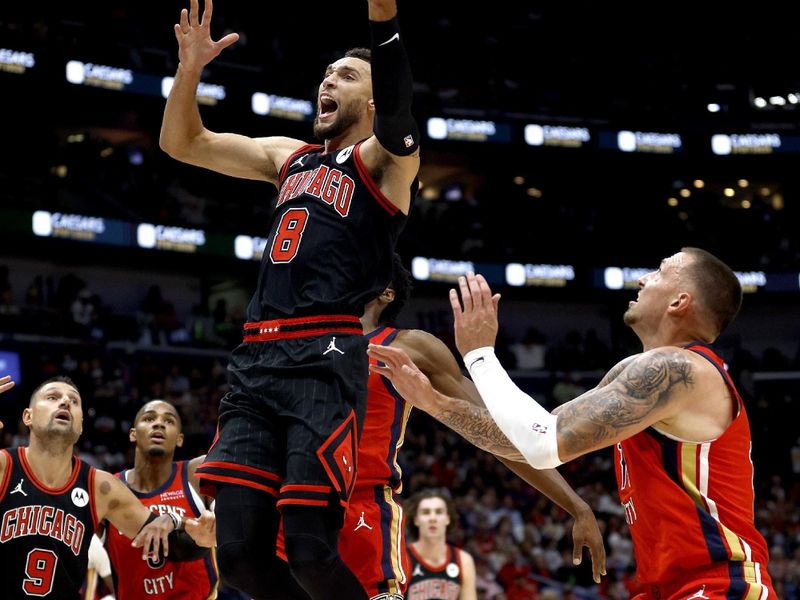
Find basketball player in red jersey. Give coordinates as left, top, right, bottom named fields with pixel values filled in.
left=161, top=0, right=419, bottom=597
left=104, top=400, right=218, bottom=600
left=0, top=376, right=215, bottom=600
left=276, top=256, right=605, bottom=599
left=372, top=248, right=777, bottom=600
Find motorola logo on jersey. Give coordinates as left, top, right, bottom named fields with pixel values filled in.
left=276, top=165, right=354, bottom=218
left=71, top=487, right=89, bottom=507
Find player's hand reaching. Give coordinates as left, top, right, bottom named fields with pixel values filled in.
left=450, top=273, right=501, bottom=357
left=571, top=506, right=607, bottom=583
left=0, top=375, right=15, bottom=430
left=131, top=514, right=176, bottom=561
left=185, top=510, right=216, bottom=548
left=367, top=345, right=442, bottom=412
left=174, top=0, right=239, bottom=76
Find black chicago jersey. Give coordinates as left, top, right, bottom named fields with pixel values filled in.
left=0, top=447, right=97, bottom=599
left=249, top=141, right=414, bottom=320
left=406, top=543, right=464, bottom=600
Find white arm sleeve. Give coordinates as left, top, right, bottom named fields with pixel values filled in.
left=465, top=347, right=562, bottom=469
left=88, top=534, right=112, bottom=578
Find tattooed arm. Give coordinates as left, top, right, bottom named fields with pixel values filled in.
left=392, top=329, right=525, bottom=460
left=369, top=344, right=696, bottom=467
left=555, top=348, right=694, bottom=462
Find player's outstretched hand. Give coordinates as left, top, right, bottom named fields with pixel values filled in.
left=185, top=510, right=216, bottom=548
left=368, top=345, right=441, bottom=412
left=131, top=514, right=176, bottom=561
left=174, top=0, right=239, bottom=75
left=449, top=273, right=501, bottom=357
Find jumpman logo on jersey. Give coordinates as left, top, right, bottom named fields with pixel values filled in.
left=323, top=337, right=344, bottom=355
left=687, top=585, right=709, bottom=600
left=290, top=154, right=308, bottom=169
left=10, top=479, right=27, bottom=496
left=412, top=564, right=423, bottom=577
left=353, top=512, right=373, bottom=531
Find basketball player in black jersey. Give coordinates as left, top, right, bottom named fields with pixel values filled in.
left=0, top=376, right=216, bottom=600
left=405, top=489, right=476, bottom=600
left=160, top=0, right=419, bottom=598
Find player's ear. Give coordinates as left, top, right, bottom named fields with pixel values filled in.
left=129, top=428, right=137, bottom=443
left=22, top=408, right=32, bottom=427
left=176, top=432, right=184, bottom=448
left=382, top=287, right=396, bottom=303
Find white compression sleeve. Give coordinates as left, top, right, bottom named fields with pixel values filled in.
left=465, top=347, right=563, bottom=469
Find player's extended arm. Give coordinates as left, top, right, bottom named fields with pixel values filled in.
left=454, top=273, right=690, bottom=466
left=94, top=471, right=215, bottom=561
left=373, top=336, right=607, bottom=581
left=159, top=0, right=303, bottom=182
left=390, top=330, right=524, bottom=460
left=357, top=0, right=420, bottom=213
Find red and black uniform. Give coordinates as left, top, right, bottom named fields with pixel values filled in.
left=340, top=326, right=413, bottom=597
left=0, top=447, right=97, bottom=600
left=197, top=142, right=413, bottom=511
left=105, top=461, right=218, bottom=600
left=406, top=544, right=464, bottom=600
left=615, top=343, right=776, bottom=599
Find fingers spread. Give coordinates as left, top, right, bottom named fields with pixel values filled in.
left=458, top=277, right=473, bottom=312
left=189, top=0, right=200, bottom=27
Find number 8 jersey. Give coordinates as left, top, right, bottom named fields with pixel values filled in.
left=0, top=447, right=97, bottom=600
left=249, top=141, right=415, bottom=321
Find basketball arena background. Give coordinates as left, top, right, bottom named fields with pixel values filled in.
left=1, top=3, right=798, bottom=598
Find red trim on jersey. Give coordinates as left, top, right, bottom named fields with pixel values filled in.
left=353, top=143, right=399, bottom=216
left=280, top=483, right=332, bottom=493
left=0, top=449, right=12, bottom=498
left=88, top=467, right=99, bottom=530
left=278, top=143, right=324, bottom=184
left=277, top=498, right=331, bottom=507
left=408, top=543, right=454, bottom=573
left=195, top=473, right=279, bottom=497
left=198, top=461, right=282, bottom=483
left=243, top=315, right=363, bottom=342
left=18, top=447, right=81, bottom=494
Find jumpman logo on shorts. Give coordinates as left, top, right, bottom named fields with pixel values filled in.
left=10, top=479, right=27, bottom=496
left=353, top=511, right=373, bottom=531
left=323, top=337, right=345, bottom=355
left=687, top=585, right=709, bottom=600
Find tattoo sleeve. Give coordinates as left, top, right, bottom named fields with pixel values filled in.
left=429, top=397, right=526, bottom=461
left=557, top=348, right=694, bottom=458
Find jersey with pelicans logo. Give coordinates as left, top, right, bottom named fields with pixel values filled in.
left=614, top=343, right=775, bottom=598
left=248, top=141, right=414, bottom=320
left=105, top=462, right=218, bottom=600
left=0, top=447, right=97, bottom=600
left=406, top=543, right=463, bottom=600
left=359, top=326, right=413, bottom=491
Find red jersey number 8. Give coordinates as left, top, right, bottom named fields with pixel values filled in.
left=270, top=208, right=309, bottom=263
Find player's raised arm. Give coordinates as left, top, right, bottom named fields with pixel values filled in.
left=159, top=0, right=304, bottom=183
left=357, top=0, right=420, bottom=213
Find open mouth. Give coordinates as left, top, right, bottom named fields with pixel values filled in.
left=54, top=410, right=71, bottom=423
left=318, top=95, right=338, bottom=120
left=150, top=432, right=166, bottom=442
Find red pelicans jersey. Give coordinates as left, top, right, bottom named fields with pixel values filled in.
left=105, top=462, right=218, bottom=600
left=614, top=343, right=775, bottom=599
left=335, top=326, right=412, bottom=597
left=359, top=326, right=413, bottom=491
